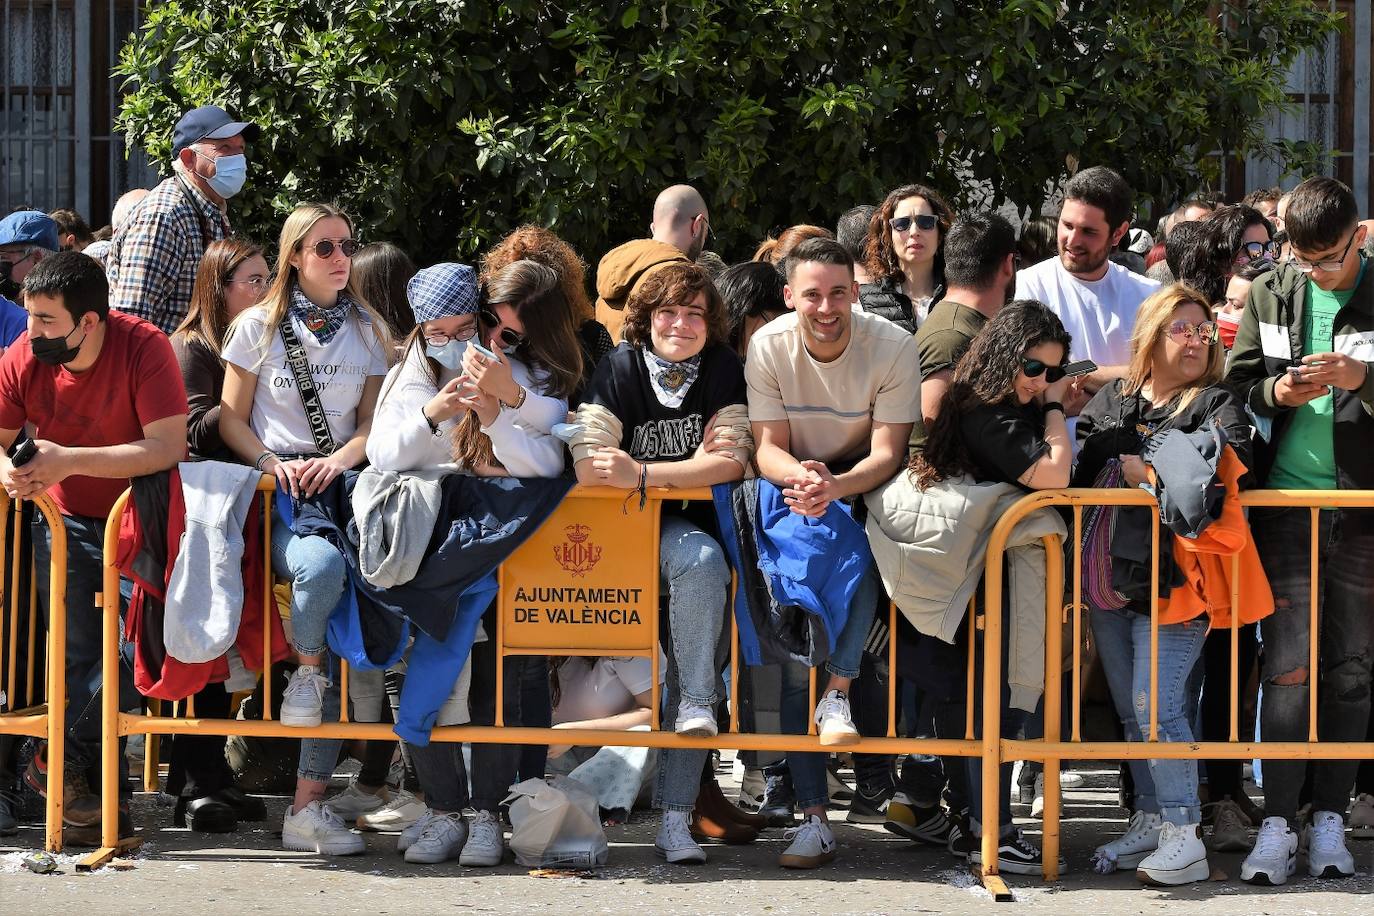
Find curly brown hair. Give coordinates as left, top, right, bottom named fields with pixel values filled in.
left=864, top=184, right=955, bottom=283
left=479, top=224, right=595, bottom=323
left=621, top=262, right=728, bottom=351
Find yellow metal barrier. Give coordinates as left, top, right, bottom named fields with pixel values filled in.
left=88, top=478, right=1000, bottom=888
left=0, top=492, right=72, bottom=851
left=981, top=487, right=1374, bottom=881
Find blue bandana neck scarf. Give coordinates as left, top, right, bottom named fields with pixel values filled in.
left=643, top=349, right=701, bottom=410
left=288, top=283, right=358, bottom=345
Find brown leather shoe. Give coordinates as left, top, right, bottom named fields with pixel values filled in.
left=690, top=806, right=759, bottom=845
left=699, top=771, right=769, bottom=829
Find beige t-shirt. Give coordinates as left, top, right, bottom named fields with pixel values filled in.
left=746, top=308, right=921, bottom=464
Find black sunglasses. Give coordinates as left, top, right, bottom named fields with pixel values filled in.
left=478, top=307, right=527, bottom=349
left=889, top=214, right=939, bottom=233
left=311, top=238, right=360, bottom=259
left=1021, top=357, right=1070, bottom=383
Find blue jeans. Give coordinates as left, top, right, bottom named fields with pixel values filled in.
left=1091, top=607, right=1209, bottom=826
left=271, top=515, right=345, bottom=657
left=779, top=562, right=881, bottom=810
left=31, top=511, right=137, bottom=794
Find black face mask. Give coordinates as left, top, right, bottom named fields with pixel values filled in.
left=30, top=324, right=86, bottom=366
left=0, top=261, right=18, bottom=301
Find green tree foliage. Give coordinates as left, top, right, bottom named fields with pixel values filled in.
left=116, top=0, right=1341, bottom=264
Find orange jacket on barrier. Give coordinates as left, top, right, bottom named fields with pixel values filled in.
left=1155, top=446, right=1274, bottom=628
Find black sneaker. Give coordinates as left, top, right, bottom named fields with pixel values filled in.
left=884, top=795, right=953, bottom=845
left=0, top=786, right=20, bottom=836
left=968, top=826, right=1065, bottom=876
left=847, top=782, right=895, bottom=823
left=947, top=811, right=976, bottom=859
left=758, top=772, right=796, bottom=827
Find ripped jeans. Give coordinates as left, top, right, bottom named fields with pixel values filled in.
left=1252, top=507, right=1374, bottom=827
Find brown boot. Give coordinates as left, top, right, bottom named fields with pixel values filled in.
left=699, top=770, right=769, bottom=829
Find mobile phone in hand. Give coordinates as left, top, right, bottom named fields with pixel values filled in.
left=8, top=438, right=36, bottom=468
left=1061, top=359, right=1097, bottom=378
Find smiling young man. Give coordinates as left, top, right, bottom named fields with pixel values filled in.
left=746, top=237, right=920, bottom=868
left=0, top=252, right=187, bottom=842
left=1015, top=166, right=1159, bottom=396
left=106, top=104, right=259, bottom=333
left=1225, top=176, right=1374, bottom=887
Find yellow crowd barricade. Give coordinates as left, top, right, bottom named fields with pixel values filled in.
left=0, top=492, right=71, bottom=852
left=87, top=477, right=1007, bottom=891
left=982, top=487, right=1374, bottom=881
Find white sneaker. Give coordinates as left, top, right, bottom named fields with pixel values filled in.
left=282, top=801, right=365, bottom=855
left=358, top=790, right=427, bottom=832
left=1059, top=770, right=1085, bottom=789
left=397, top=808, right=437, bottom=853
left=1031, top=773, right=1045, bottom=819
left=1137, top=822, right=1209, bottom=886
left=1304, top=810, right=1355, bottom=878
left=814, top=690, right=859, bottom=747
left=280, top=665, right=327, bottom=727
left=654, top=810, right=706, bottom=864
left=738, top=767, right=766, bottom=810
left=675, top=701, right=718, bottom=738
left=779, top=814, right=837, bottom=868
left=459, top=809, right=505, bottom=866
left=1349, top=793, right=1374, bottom=839
left=1091, top=809, right=1162, bottom=873
left=324, top=782, right=390, bottom=820
left=404, top=811, right=468, bottom=864
left=1207, top=798, right=1253, bottom=852
left=1240, top=816, right=1298, bottom=886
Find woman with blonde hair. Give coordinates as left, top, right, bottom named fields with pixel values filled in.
left=1074, top=283, right=1270, bottom=886
left=219, top=202, right=392, bottom=855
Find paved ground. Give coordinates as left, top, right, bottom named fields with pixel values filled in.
left=2, top=759, right=1371, bottom=914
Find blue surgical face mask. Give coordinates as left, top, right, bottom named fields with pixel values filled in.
left=425, top=337, right=469, bottom=371
left=205, top=153, right=248, bottom=198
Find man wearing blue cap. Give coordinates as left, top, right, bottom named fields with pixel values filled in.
left=106, top=104, right=260, bottom=334
left=0, top=209, right=58, bottom=348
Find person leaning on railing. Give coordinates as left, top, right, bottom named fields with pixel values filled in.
left=568, top=261, right=754, bottom=865
left=366, top=259, right=585, bottom=867
left=217, top=202, right=393, bottom=856
left=0, top=251, right=188, bottom=844
left=1224, top=176, right=1374, bottom=886
left=1073, top=283, right=1272, bottom=886
left=904, top=298, right=1073, bottom=877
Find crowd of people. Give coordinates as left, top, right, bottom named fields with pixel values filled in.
left=0, top=102, right=1373, bottom=890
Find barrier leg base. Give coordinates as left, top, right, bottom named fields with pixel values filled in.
left=972, top=865, right=1014, bottom=902
left=76, top=836, right=142, bottom=872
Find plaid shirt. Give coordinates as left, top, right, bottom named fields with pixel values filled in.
left=106, top=174, right=231, bottom=334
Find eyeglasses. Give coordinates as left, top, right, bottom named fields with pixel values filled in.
left=1166, top=319, right=1219, bottom=345
left=478, top=307, right=527, bottom=349
left=1235, top=240, right=1279, bottom=263
left=226, top=275, right=270, bottom=289
left=1020, top=357, right=1071, bottom=383
left=424, top=321, right=478, bottom=346
left=889, top=214, right=939, bottom=234
left=0, top=247, right=37, bottom=266
left=1284, top=228, right=1359, bottom=274
left=310, top=238, right=360, bottom=259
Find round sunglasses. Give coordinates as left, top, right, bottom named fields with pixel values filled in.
left=1020, top=357, right=1072, bottom=383
left=309, top=238, right=360, bottom=259
left=478, top=307, right=527, bottom=349
left=1166, top=319, right=1219, bottom=345
left=889, top=214, right=939, bottom=234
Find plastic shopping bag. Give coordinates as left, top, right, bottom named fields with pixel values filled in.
left=504, top=775, right=610, bottom=868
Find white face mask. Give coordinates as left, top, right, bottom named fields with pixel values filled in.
left=425, top=337, right=469, bottom=371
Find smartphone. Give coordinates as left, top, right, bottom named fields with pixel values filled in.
left=1061, top=359, right=1097, bottom=378
left=8, top=438, right=36, bottom=468
left=470, top=339, right=499, bottom=362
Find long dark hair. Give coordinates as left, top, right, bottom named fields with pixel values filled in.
left=912, top=299, right=1071, bottom=489
left=451, top=260, right=584, bottom=470
left=175, top=237, right=264, bottom=353
left=352, top=241, right=418, bottom=339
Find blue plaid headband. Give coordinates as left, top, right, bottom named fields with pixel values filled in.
left=407, top=262, right=479, bottom=324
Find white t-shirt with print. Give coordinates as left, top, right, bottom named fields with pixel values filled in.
left=220, top=306, right=389, bottom=454
left=1014, top=256, right=1160, bottom=368
left=551, top=656, right=660, bottom=725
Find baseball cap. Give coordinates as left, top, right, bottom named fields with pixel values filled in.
left=172, top=105, right=260, bottom=156
left=0, top=210, right=60, bottom=251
